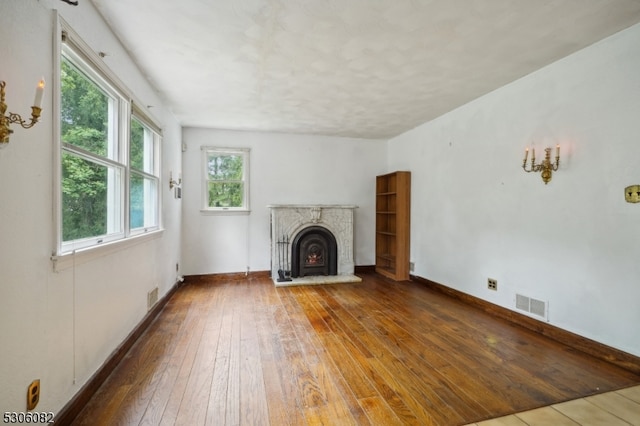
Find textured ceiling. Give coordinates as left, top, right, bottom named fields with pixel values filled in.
left=91, top=0, right=640, bottom=139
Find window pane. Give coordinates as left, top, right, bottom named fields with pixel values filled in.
left=207, top=154, right=243, bottom=180
left=130, top=117, right=155, bottom=173
left=130, top=172, right=158, bottom=229
left=62, top=152, right=122, bottom=241
left=61, top=59, right=113, bottom=158
left=208, top=182, right=244, bottom=208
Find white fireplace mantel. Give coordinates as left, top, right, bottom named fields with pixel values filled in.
left=268, top=204, right=358, bottom=285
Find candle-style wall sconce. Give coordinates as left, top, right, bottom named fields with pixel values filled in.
left=0, top=79, right=46, bottom=147
left=522, top=144, right=560, bottom=185
left=169, top=171, right=182, bottom=199
left=168, top=171, right=182, bottom=189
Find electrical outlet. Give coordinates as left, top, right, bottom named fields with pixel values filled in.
left=488, top=278, right=498, bottom=291
left=409, top=262, right=415, bottom=272
left=625, top=185, right=640, bottom=203
left=27, top=379, right=40, bottom=410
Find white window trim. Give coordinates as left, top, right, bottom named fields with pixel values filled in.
left=200, top=146, right=250, bottom=214
left=52, top=14, right=163, bottom=262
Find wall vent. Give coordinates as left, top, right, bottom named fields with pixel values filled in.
left=515, top=293, right=548, bottom=321
left=147, top=287, right=159, bottom=311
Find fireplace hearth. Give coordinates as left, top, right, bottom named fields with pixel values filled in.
left=268, top=204, right=361, bottom=286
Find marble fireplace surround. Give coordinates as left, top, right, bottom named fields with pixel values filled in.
left=268, top=204, right=361, bottom=286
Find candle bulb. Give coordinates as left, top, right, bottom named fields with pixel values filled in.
left=523, top=147, right=529, bottom=163
left=33, top=78, right=45, bottom=109
left=556, top=144, right=560, bottom=157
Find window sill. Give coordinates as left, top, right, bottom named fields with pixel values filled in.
left=200, top=209, right=251, bottom=216
left=51, top=229, right=164, bottom=272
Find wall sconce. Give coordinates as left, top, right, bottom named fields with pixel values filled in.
left=169, top=171, right=182, bottom=189
left=0, top=79, right=45, bottom=147
left=522, top=145, right=560, bottom=185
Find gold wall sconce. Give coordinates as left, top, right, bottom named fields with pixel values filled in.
left=522, top=145, right=560, bottom=185
left=0, top=79, right=45, bottom=147
left=169, top=171, right=182, bottom=189
left=169, top=171, right=182, bottom=199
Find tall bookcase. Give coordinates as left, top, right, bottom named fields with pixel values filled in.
left=375, top=171, right=411, bottom=281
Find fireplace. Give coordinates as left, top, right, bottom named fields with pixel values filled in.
left=268, top=204, right=360, bottom=286
left=291, top=226, right=337, bottom=277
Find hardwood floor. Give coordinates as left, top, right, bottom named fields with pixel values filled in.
left=71, top=273, right=640, bottom=425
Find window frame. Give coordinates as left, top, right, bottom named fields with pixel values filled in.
left=59, top=45, right=129, bottom=253
left=53, top=16, right=162, bottom=261
left=201, top=146, right=250, bottom=213
left=129, top=108, right=161, bottom=235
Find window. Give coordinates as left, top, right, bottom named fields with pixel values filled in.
left=57, top=23, right=161, bottom=255
left=202, top=147, right=250, bottom=212
left=129, top=114, right=160, bottom=233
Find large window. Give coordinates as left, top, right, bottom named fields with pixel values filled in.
left=57, top=25, right=161, bottom=254
left=202, top=147, right=250, bottom=212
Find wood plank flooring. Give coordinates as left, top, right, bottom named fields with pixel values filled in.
left=71, top=273, right=640, bottom=425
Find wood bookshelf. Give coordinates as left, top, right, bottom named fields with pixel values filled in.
left=375, top=171, right=410, bottom=281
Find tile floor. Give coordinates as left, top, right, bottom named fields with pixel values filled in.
left=466, top=384, right=640, bottom=425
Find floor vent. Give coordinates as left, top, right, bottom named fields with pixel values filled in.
left=515, top=293, right=548, bottom=321
left=147, top=287, right=159, bottom=311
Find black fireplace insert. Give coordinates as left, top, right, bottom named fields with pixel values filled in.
left=291, top=226, right=338, bottom=277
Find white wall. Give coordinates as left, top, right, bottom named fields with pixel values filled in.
left=0, top=0, right=182, bottom=413
left=181, top=128, right=386, bottom=275
left=388, top=24, right=640, bottom=356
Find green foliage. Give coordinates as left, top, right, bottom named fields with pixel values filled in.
left=207, top=154, right=244, bottom=207
left=207, top=154, right=243, bottom=180
left=60, top=59, right=111, bottom=241
left=61, top=153, right=108, bottom=240
left=130, top=118, right=145, bottom=171
left=61, top=60, right=109, bottom=156
left=208, top=182, right=244, bottom=208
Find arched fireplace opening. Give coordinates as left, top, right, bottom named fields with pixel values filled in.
left=291, top=226, right=338, bottom=278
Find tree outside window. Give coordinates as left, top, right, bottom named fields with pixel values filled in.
left=60, top=57, right=121, bottom=243
left=58, top=34, right=161, bottom=254
left=202, top=148, right=249, bottom=211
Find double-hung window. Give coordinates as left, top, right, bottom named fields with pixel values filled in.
left=57, top=21, right=161, bottom=255
left=201, top=147, right=250, bottom=212
left=129, top=113, right=160, bottom=233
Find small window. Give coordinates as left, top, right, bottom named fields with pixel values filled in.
left=202, top=147, right=250, bottom=212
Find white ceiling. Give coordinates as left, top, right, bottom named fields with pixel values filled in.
left=91, top=0, right=640, bottom=139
